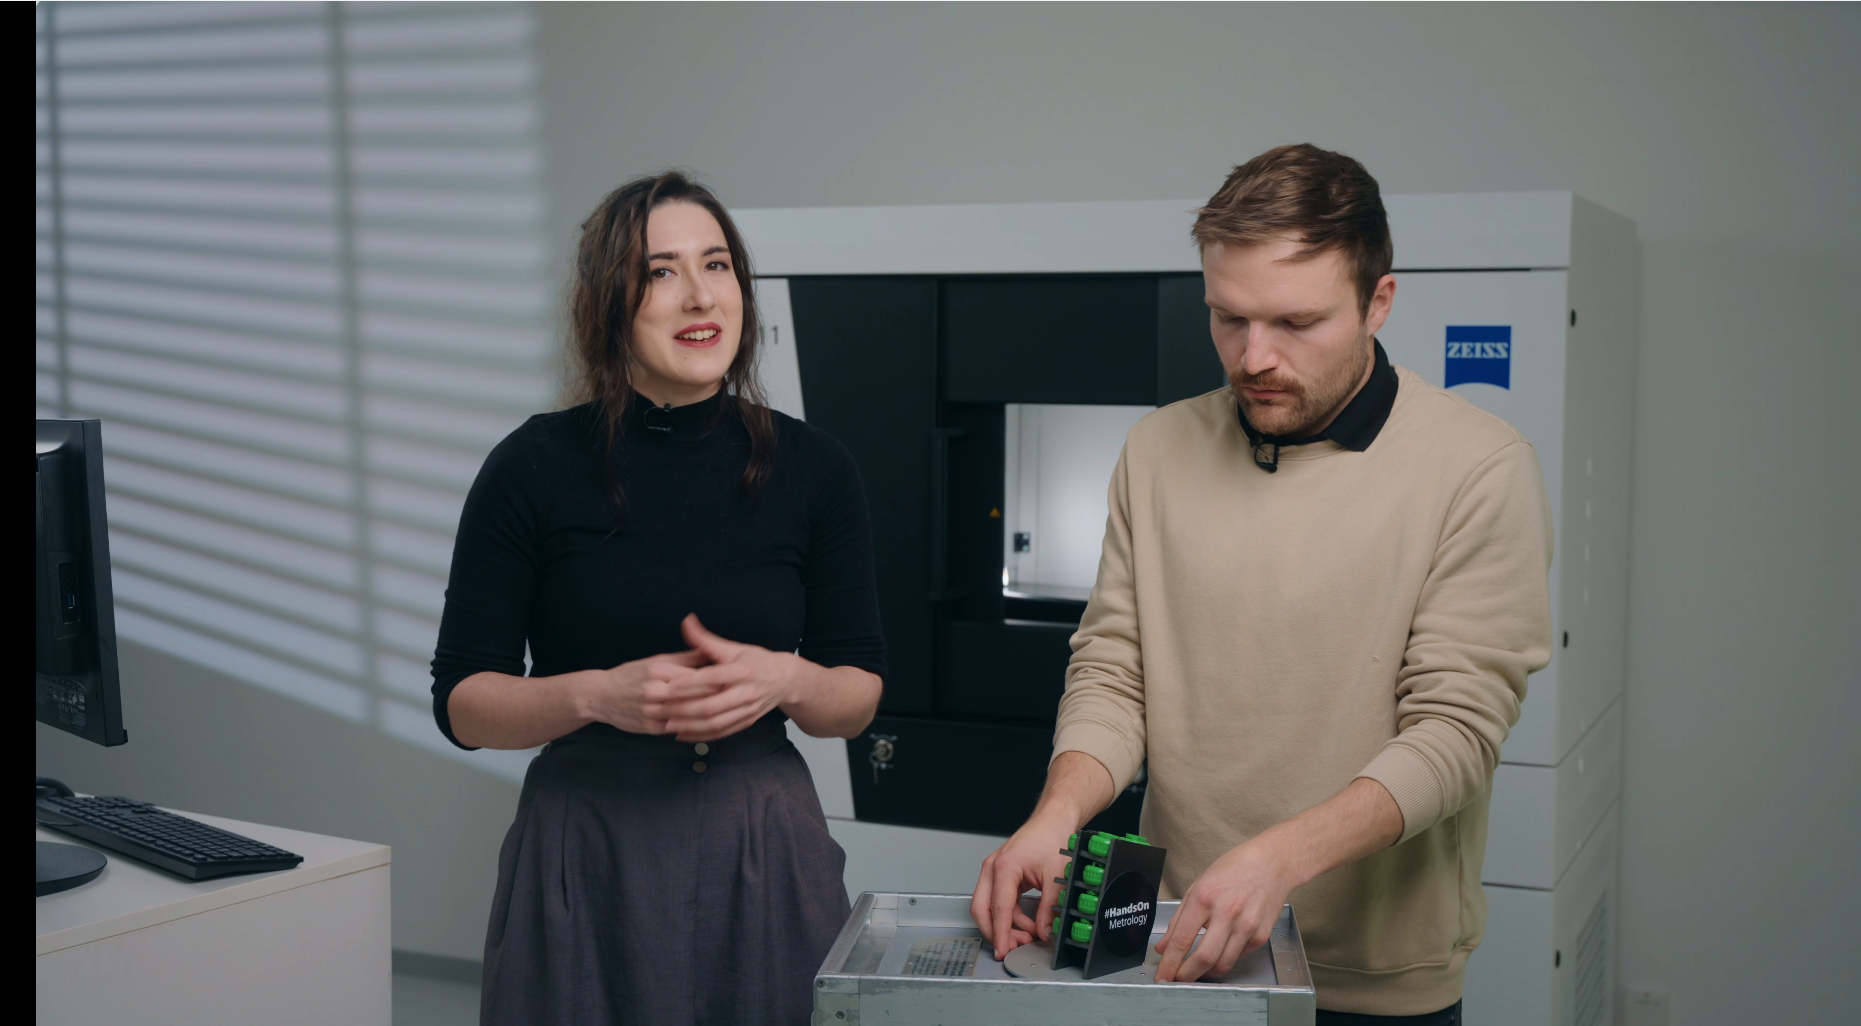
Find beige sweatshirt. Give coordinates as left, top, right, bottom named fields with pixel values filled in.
left=1053, top=368, right=1552, bottom=1016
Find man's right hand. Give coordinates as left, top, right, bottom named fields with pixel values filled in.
left=970, top=750, right=1119, bottom=957
left=971, top=815, right=1073, bottom=957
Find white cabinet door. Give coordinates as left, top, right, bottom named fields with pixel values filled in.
left=1486, top=763, right=1557, bottom=889
left=1465, top=883, right=1555, bottom=1026
left=1485, top=698, right=1623, bottom=890
left=752, top=278, right=807, bottom=421
left=1378, top=271, right=1571, bottom=767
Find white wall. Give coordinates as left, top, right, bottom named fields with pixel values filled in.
left=536, top=6, right=1860, bottom=1022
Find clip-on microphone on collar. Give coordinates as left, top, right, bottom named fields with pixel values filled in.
left=1251, top=440, right=1281, bottom=473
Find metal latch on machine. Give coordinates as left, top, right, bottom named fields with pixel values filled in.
left=868, top=734, right=896, bottom=784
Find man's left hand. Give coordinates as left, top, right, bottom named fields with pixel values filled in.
left=1152, top=835, right=1297, bottom=983
left=1152, top=776, right=1404, bottom=983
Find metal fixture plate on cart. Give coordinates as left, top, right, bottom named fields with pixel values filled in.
left=812, top=891, right=1316, bottom=1025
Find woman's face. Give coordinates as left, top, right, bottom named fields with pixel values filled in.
left=630, top=201, right=743, bottom=406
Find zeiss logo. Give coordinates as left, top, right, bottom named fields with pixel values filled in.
left=1444, top=326, right=1511, bottom=389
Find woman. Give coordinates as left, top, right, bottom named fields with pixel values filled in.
left=430, top=171, right=884, bottom=1025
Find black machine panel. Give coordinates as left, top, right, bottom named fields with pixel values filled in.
left=1157, top=273, right=1228, bottom=404
left=789, top=278, right=939, bottom=714
left=789, top=272, right=1211, bottom=836
left=941, top=276, right=1158, bottom=405
left=852, top=715, right=1145, bottom=838
left=936, top=620, right=1073, bottom=722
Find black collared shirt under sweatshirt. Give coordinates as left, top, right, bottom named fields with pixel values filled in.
left=429, top=393, right=887, bottom=748
left=1238, top=339, right=1399, bottom=472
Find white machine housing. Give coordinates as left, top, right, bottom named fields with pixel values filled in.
left=739, top=192, right=1637, bottom=1026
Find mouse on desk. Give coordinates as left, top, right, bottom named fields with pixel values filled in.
left=38, top=776, right=76, bottom=800
left=36, top=776, right=81, bottom=826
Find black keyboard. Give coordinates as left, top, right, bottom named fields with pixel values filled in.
left=36, top=795, right=304, bottom=881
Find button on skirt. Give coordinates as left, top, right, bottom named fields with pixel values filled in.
left=480, top=721, right=850, bottom=1025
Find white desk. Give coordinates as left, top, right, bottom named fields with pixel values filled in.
left=35, top=809, right=391, bottom=1026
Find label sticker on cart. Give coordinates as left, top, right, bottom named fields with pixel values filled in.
left=902, top=937, right=982, bottom=977
left=1444, top=326, right=1511, bottom=389
left=1097, top=871, right=1160, bottom=957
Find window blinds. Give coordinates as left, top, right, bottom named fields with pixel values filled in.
left=36, top=1, right=551, bottom=780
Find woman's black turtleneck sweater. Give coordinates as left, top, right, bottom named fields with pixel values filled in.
left=430, top=393, right=886, bottom=748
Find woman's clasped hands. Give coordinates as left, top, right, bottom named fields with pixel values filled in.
left=580, top=613, right=800, bottom=742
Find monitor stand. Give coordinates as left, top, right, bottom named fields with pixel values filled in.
left=38, top=841, right=107, bottom=896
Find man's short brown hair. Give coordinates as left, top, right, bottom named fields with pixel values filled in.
left=1192, top=143, right=1393, bottom=316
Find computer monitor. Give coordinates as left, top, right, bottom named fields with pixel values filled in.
left=36, top=419, right=126, bottom=747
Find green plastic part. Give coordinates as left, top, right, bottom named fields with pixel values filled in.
left=1052, top=915, right=1062, bottom=938
left=1123, top=833, right=1149, bottom=845
left=1082, top=863, right=1105, bottom=886
left=1076, top=891, right=1100, bottom=915
left=1069, top=919, right=1094, bottom=944
left=1086, top=833, right=1114, bottom=858
left=1068, top=832, right=1079, bottom=851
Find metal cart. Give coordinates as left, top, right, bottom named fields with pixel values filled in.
left=813, top=891, right=1316, bottom=1025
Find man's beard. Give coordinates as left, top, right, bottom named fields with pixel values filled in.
left=1230, top=333, right=1374, bottom=438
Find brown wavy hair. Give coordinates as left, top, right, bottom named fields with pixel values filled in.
left=1191, top=143, right=1393, bottom=317
left=567, top=170, right=776, bottom=497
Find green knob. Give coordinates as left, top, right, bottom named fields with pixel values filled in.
left=1082, top=863, right=1105, bottom=886
left=1070, top=919, right=1094, bottom=944
left=1068, top=832, right=1079, bottom=851
left=1052, top=915, right=1062, bottom=938
left=1060, top=860, right=1071, bottom=878
left=1076, top=891, right=1100, bottom=915
left=1123, top=833, right=1149, bottom=845
left=1086, top=833, right=1114, bottom=858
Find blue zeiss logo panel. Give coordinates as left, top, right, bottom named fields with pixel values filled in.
left=1444, top=326, right=1511, bottom=389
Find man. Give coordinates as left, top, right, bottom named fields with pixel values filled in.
left=972, top=144, right=1552, bottom=1024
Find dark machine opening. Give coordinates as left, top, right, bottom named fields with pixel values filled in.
left=790, top=273, right=1219, bottom=836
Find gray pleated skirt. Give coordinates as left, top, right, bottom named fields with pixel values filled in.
left=480, top=719, right=850, bottom=1026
